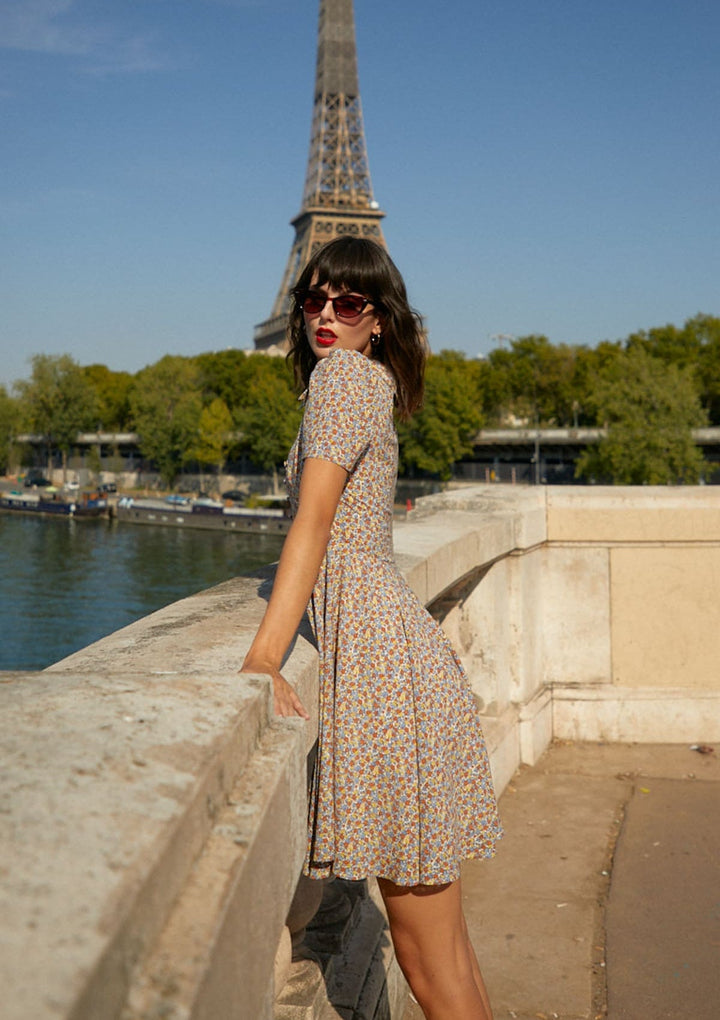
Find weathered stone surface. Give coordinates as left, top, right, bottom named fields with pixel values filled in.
left=610, top=544, right=720, bottom=688
left=122, top=723, right=306, bottom=1020
left=541, top=544, right=611, bottom=686
left=0, top=667, right=289, bottom=1020
left=553, top=684, right=720, bottom=743
left=546, top=485, right=720, bottom=542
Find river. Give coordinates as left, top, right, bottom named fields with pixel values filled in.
left=0, top=514, right=285, bottom=671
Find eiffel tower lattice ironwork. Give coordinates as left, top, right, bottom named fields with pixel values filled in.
left=253, top=0, right=385, bottom=351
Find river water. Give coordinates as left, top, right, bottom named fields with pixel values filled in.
left=0, top=514, right=285, bottom=671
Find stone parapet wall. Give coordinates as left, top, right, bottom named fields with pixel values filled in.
left=405, top=485, right=720, bottom=749
left=2, top=485, right=718, bottom=1020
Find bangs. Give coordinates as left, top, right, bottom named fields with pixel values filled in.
left=305, top=239, right=389, bottom=303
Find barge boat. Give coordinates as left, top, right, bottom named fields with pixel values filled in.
left=115, top=496, right=291, bottom=535
left=0, top=491, right=108, bottom=519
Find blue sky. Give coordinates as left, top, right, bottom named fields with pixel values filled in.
left=2, top=0, right=719, bottom=388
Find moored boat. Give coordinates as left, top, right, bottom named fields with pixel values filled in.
left=0, top=491, right=108, bottom=518
left=115, top=496, right=290, bottom=534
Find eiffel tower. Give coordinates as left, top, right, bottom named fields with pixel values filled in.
left=253, top=0, right=386, bottom=351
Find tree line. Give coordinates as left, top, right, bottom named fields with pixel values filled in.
left=1, top=312, right=718, bottom=485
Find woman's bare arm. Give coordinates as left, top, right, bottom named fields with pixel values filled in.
left=240, top=457, right=348, bottom=718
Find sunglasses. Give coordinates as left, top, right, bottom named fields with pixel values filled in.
left=296, top=289, right=376, bottom=321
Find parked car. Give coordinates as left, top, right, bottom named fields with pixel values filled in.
left=24, top=476, right=52, bottom=489
left=221, top=490, right=246, bottom=503
left=98, top=482, right=117, bottom=494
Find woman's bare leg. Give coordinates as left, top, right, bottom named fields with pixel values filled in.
left=377, top=877, right=493, bottom=1020
left=461, top=909, right=493, bottom=1018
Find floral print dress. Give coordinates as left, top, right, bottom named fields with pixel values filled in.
left=286, top=348, right=502, bottom=885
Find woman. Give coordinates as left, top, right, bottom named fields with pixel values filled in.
left=242, top=237, right=501, bottom=1019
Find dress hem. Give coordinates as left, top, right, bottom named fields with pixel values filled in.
left=303, top=841, right=503, bottom=887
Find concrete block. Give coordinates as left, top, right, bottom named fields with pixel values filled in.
left=506, top=548, right=544, bottom=704
left=518, top=685, right=553, bottom=766
left=0, top=669, right=279, bottom=1020
left=552, top=683, right=720, bottom=743
left=274, top=927, right=293, bottom=1000
left=546, top=485, right=720, bottom=543
left=274, top=957, right=324, bottom=1012
left=380, top=954, right=408, bottom=1020
left=464, top=557, right=514, bottom=709
left=542, top=544, right=612, bottom=686
left=481, top=704, right=520, bottom=799
left=434, top=558, right=509, bottom=711
left=121, top=722, right=307, bottom=1020
left=510, top=497, right=548, bottom=550
left=610, top=545, right=720, bottom=690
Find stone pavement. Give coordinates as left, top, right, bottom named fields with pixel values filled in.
left=402, top=742, right=720, bottom=1020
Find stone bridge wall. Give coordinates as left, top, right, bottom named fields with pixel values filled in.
left=2, top=486, right=719, bottom=1020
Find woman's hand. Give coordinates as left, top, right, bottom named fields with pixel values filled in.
left=240, top=657, right=310, bottom=720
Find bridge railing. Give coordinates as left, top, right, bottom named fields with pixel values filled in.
left=2, top=485, right=719, bottom=1020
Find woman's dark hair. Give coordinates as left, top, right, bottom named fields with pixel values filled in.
left=287, top=237, right=425, bottom=419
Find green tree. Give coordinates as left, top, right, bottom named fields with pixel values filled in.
left=492, top=335, right=579, bottom=426
left=0, top=385, right=19, bottom=473
left=480, top=346, right=514, bottom=425
left=570, top=341, right=625, bottom=426
left=82, top=364, right=134, bottom=430
left=620, top=314, right=720, bottom=425
left=398, top=351, right=483, bottom=480
left=235, top=357, right=302, bottom=491
left=129, top=355, right=202, bottom=487
left=687, top=315, right=720, bottom=425
left=625, top=318, right=705, bottom=371
left=188, top=397, right=235, bottom=483
left=195, top=349, right=252, bottom=413
left=15, top=354, right=97, bottom=477
left=576, top=347, right=707, bottom=484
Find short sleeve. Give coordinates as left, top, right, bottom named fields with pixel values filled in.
left=302, top=349, right=381, bottom=472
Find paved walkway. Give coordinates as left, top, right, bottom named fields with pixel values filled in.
left=402, top=742, right=720, bottom=1020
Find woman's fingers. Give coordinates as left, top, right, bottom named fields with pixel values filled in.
left=240, top=661, right=309, bottom=720
left=273, top=676, right=310, bottom=719
left=274, top=679, right=310, bottom=720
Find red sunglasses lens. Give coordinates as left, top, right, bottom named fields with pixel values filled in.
left=300, top=292, right=368, bottom=318
left=301, top=293, right=325, bottom=314
left=333, top=296, right=366, bottom=318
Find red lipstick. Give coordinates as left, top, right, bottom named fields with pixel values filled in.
left=316, top=329, right=336, bottom=347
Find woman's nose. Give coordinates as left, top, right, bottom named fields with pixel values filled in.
left=318, top=297, right=336, bottom=321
